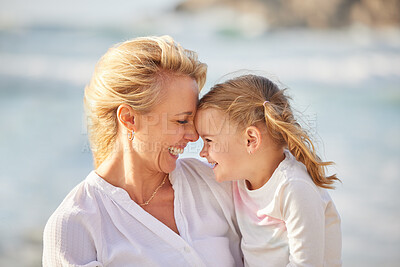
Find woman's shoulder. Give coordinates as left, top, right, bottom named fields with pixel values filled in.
left=175, top=158, right=212, bottom=182
left=177, top=157, right=211, bottom=170
left=176, top=157, right=212, bottom=175
left=174, top=158, right=237, bottom=227
left=43, top=171, right=103, bottom=266
left=174, top=158, right=232, bottom=206
left=176, top=158, right=231, bottom=189
left=44, top=171, right=102, bottom=233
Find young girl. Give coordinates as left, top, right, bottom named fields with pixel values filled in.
left=195, top=74, right=342, bottom=266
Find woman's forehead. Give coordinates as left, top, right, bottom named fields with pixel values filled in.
left=153, top=76, right=198, bottom=111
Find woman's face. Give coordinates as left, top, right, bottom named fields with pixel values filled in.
left=133, top=75, right=199, bottom=174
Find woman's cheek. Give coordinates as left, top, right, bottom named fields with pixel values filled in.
left=164, top=123, right=180, bottom=136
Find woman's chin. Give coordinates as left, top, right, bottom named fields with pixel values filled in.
left=160, top=154, right=179, bottom=174
left=168, top=150, right=180, bottom=160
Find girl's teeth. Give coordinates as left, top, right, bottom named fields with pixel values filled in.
left=168, top=147, right=184, bottom=156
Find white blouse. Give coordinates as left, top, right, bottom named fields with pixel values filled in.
left=43, top=158, right=243, bottom=267
left=234, top=151, right=342, bottom=267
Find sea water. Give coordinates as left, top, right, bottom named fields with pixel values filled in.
left=0, top=2, right=399, bottom=266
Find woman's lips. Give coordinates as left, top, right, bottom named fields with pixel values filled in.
left=168, top=146, right=184, bottom=158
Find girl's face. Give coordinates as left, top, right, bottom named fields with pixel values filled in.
left=133, top=75, right=199, bottom=174
left=195, top=108, right=249, bottom=182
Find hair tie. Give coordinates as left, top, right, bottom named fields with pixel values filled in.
left=263, top=100, right=270, bottom=107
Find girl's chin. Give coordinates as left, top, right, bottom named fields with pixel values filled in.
left=215, top=176, right=226, bottom=183
left=213, top=172, right=226, bottom=183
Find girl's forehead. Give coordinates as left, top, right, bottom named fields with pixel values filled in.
left=198, top=107, right=226, bottom=118
left=196, top=108, right=233, bottom=136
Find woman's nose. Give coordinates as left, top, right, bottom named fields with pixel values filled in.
left=184, top=123, right=199, bottom=142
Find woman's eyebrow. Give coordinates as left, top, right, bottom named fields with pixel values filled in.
left=174, top=111, right=193, bottom=116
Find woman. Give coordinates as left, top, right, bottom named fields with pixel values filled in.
left=42, top=36, right=242, bottom=266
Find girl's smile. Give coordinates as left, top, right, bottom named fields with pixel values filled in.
left=195, top=108, right=247, bottom=182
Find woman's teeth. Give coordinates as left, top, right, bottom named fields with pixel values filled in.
left=168, top=147, right=184, bottom=156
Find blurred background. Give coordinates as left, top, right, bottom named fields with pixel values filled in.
left=0, top=0, right=399, bottom=266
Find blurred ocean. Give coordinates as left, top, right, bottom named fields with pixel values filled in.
left=0, top=0, right=399, bottom=266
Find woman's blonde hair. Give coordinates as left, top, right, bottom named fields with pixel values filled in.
left=84, top=36, right=207, bottom=167
left=198, top=74, right=339, bottom=189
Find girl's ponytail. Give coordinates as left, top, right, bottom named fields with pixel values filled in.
left=263, top=98, right=339, bottom=189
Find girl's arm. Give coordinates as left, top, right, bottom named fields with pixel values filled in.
left=281, top=180, right=326, bottom=266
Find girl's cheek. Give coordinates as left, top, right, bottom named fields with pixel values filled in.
left=209, top=144, right=216, bottom=155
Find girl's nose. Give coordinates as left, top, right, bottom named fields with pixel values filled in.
left=199, top=143, right=208, bottom=158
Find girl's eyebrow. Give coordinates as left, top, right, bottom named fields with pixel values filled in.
left=202, top=134, right=216, bottom=137
left=175, top=111, right=192, bottom=116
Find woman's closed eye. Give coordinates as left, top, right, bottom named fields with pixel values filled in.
left=177, top=120, right=188, bottom=124
left=205, top=138, right=212, bottom=143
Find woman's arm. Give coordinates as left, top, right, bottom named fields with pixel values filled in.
left=43, top=209, right=103, bottom=267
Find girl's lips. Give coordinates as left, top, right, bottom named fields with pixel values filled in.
left=209, top=162, right=218, bottom=169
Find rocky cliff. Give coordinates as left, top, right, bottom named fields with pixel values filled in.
left=175, top=0, right=400, bottom=29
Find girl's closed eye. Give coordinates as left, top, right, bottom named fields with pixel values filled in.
left=177, top=120, right=188, bottom=124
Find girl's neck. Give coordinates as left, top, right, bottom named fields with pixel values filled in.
left=246, top=148, right=285, bottom=190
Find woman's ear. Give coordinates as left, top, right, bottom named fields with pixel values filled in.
left=245, top=126, right=262, bottom=154
left=117, top=104, right=136, bottom=131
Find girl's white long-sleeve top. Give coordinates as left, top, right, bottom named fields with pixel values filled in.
left=43, top=158, right=243, bottom=267
left=233, top=150, right=342, bottom=267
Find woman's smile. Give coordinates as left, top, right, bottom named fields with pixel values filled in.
left=168, top=146, right=185, bottom=158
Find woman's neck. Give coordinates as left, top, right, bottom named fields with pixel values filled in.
left=95, top=147, right=167, bottom=204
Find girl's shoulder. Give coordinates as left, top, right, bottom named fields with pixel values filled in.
left=279, top=158, right=334, bottom=204
left=278, top=152, right=315, bottom=186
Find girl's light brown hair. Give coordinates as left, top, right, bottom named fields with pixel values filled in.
left=198, top=74, right=339, bottom=189
left=84, top=36, right=207, bottom=168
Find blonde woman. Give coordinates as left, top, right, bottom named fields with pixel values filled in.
left=42, top=36, right=242, bottom=266
left=195, top=74, right=342, bottom=266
